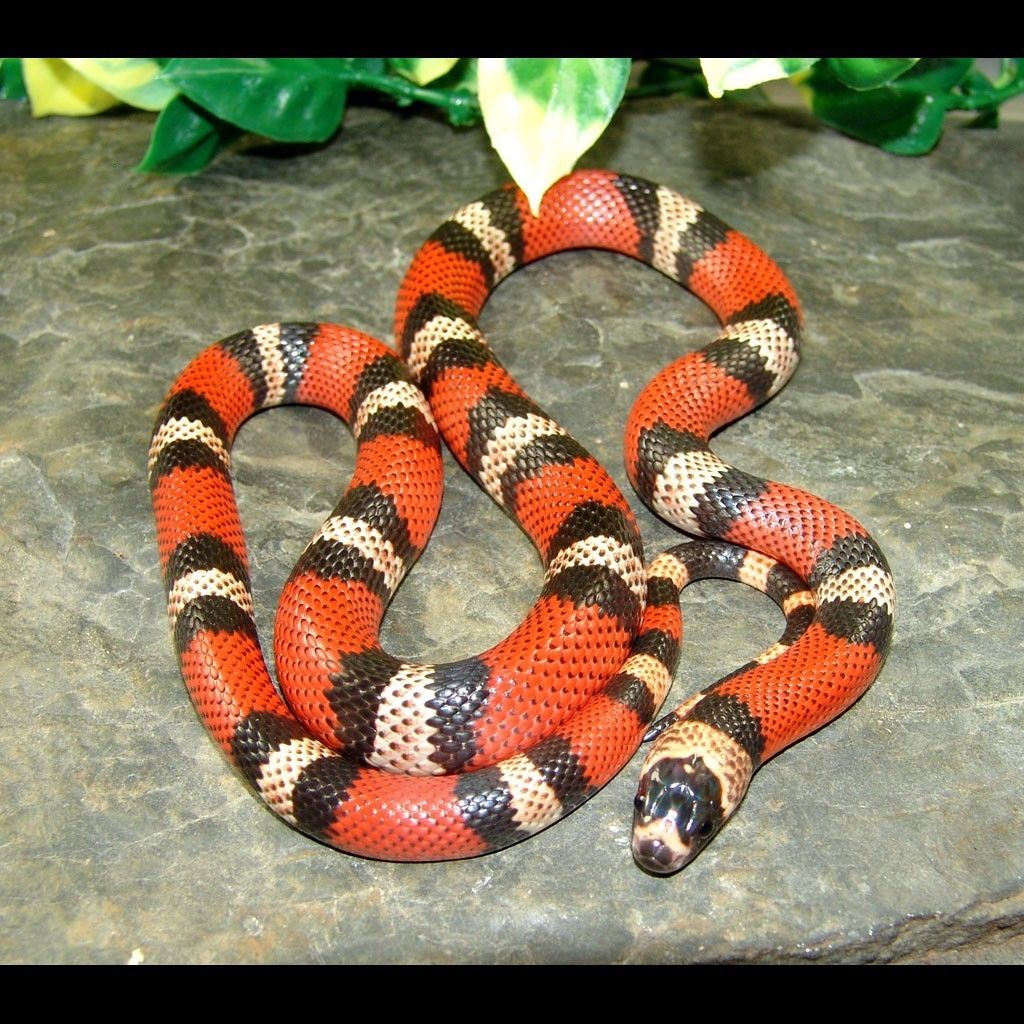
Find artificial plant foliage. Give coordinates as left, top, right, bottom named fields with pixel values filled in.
left=827, top=58, right=920, bottom=91
left=700, top=58, right=819, bottom=98
left=62, top=58, right=177, bottom=111
left=20, top=58, right=122, bottom=116
left=388, top=58, right=460, bottom=87
left=3, top=57, right=1021, bottom=207
left=478, top=57, right=630, bottom=213
left=800, top=57, right=1014, bottom=154
left=138, top=95, right=243, bottom=174
left=0, top=58, right=27, bottom=100
left=633, top=59, right=711, bottom=99
left=163, top=59, right=356, bottom=143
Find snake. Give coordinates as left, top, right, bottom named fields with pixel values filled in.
left=149, top=170, right=895, bottom=873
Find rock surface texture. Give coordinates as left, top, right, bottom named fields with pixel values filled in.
left=1, top=95, right=1021, bottom=964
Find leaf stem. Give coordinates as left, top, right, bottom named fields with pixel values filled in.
left=346, top=70, right=479, bottom=121
left=995, top=58, right=1016, bottom=89
left=950, top=73, right=1024, bottom=111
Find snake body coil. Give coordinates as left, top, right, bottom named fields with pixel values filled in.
left=149, top=171, right=894, bottom=871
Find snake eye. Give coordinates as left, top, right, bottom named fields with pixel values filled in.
left=698, top=819, right=714, bottom=838
left=633, top=782, right=648, bottom=814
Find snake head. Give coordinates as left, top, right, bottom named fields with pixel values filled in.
left=631, top=755, right=725, bottom=875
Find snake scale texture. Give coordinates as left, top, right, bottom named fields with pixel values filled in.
left=149, top=170, right=895, bottom=873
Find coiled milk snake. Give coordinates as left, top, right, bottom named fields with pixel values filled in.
left=149, top=170, right=894, bottom=872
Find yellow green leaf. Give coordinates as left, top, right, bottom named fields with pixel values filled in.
left=389, top=58, right=460, bottom=87
left=22, top=58, right=121, bottom=117
left=63, top=58, right=176, bottom=111
left=478, top=57, right=629, bottom=215
left=700, top=58, right=818, bottom=99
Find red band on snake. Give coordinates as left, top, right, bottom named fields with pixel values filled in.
left=149, top=170, right=894, bottom=871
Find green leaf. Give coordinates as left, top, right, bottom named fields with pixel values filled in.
left=137, top=95, right=242, bottom=174
left=634, top=60, right=709, bottom=98
left=721, top=85, right=773, bottom=107
left=163, top=58, right=354, bottom=143
left=22, top=57, right=122, bottom=116
left=993, top=58, right=1023, bottom=89
left=428, top=58, right=478, bottom=93
left=827, top=58, right=919, bottom=91
left=1, top=58, right=27, bottom=99
left=421, top=60, right=479, bottom=125
left=478, top=57, right=629, bottom=214
left=62, top=58, right=177, bottom=111
left=802, top=60, right=952, bottom=155
left=961, top=67, right=996, bottom=97
left=874, top=97, right=949, bottom=155
left=388, top=58, right=459, bottom=87
left=649, top=58, right=702, bottom=71
left=884, top=57, right=972, bottom=95
left=969, top=108, right=1000, bottom=129
left=700, top=58, right=818, bottom=98
left=947, top=59, right=1024, bottom=113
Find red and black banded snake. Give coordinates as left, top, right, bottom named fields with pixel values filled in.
left=149, top=170, right=895, bottom=872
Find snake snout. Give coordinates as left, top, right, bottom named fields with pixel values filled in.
left=631, top=755, right=725, bottom=875
left=632, top=833, right=685, bottom=875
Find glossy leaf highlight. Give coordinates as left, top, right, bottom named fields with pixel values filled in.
left=479, top=57, right=629, bottom=214
left=137, top=95, right=242, bottom=174
left=163, top=58, right=353, bottom=143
